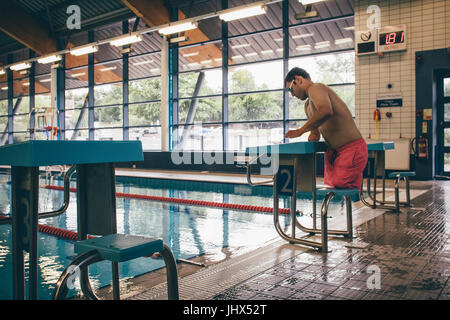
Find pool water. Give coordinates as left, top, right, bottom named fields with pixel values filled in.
left=0, top=172, right=348, bottom=300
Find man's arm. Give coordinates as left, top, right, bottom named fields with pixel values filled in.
left=285, top=84, right=333, bottom=138
left=308, top=128, right=321, bottom=141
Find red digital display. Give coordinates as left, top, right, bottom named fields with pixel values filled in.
left=379, top=31, right=405, bottom=45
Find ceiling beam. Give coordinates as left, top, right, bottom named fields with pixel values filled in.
left=120, top=0, right=225, bottom=65
left=0, top=1, right=57, bottom=55
left=121, top=0, right=171, bottom=27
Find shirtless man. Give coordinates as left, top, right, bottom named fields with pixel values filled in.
left=284, top=67, right=368, bottom=189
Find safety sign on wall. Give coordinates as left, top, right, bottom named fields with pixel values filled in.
left=376, top=93, right=403, bottom=108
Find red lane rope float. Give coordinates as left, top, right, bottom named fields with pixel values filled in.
left=0, top=183, right=291, bottom=241
left=0, top=214, right=94, bottom=241
left=44, top=185, right=291, bottom=214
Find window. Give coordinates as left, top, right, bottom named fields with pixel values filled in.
left=179, top=42, right=222, bottom=72
left=229, top=92, right=283, bottom=122
left=129, top=102, right=161, bottom=126
left=178, top=69, right=222, bottom=98
left=0, top=83, right=7, bottom=101
left=129, top=54, right=161, bottom=80
left=229, top=60, right=283, bottom=93
left=129, top=78, right=161, bottom=103
left=179, top=96, right=222, bottom=124
left=0, top=99, right=8, bottom=116
left=129, top=127, right=161, bottom=150
left=289, top=52, right=355, bottom=84
left=173, top=124, right=222, bottom=151
left=94, top=105, right=123, bottom=128
left=94, top=60, right=123, bottom=85
left=65, top=88, right=89, bottom=131
left=228, top=30, right=283, bottom=66
left=94, top=128, right=123, bottom=141
left=227, top=122, right=283, bottom=151
left=94, top=83, right=123, bottom=106
left=288, top=17, right=354, bottom=57
left=445, top=78, right=450, bottom=97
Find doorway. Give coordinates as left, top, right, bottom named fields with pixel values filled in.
left=437, top=70, right=450, bottom=176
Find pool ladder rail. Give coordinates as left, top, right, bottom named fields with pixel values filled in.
left=237, top=153, right=274, bottom=187
left=0, top=165, right=76, bottom=226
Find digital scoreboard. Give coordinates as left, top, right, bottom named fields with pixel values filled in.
left=377, top=24, right=407, bottom=53
left=355, top=24, right=407, bottom=56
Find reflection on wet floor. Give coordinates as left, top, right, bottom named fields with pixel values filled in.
left=212, top=181, right=450, bottom=300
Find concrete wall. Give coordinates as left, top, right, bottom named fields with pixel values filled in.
left=354, top=0, right=450, bottom=141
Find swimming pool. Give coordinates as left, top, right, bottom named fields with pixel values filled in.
left=0, top=171, right=347, bottom=300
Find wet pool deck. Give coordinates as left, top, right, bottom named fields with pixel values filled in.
left=77, top=169, right=450, bottom=300
left=212, top=183, right=449, bottom=301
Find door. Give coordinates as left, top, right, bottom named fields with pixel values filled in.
left=437, top=71, right=450, bottom=175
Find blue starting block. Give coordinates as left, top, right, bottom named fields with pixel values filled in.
left=316, top=187, right=360, bottom=202
left=53, top=234, right=179, bottom=300
left=388, top=171, right=416, bottom=212
left=245, top=141, right=356, bottom=253
left=74, top=234, right=164, bottom=262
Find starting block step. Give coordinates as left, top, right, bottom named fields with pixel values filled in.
left=75, top=233, right=163, bottom=263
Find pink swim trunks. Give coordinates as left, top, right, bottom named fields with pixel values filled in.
left=324, top=137, right=368, bottom=189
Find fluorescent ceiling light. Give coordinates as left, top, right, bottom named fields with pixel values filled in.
left=132, top=60, right=153, bottom=66
left=100, top=66, right=117, bottom=72
left=10, top=62, right=31, bottom=71
left=292, top=33, right=314, bottom=39
left=182, top=52, right=199, bottom=57
left=219, top=4, right=267, bottom=22
left=37, top=55, right=62, bottom=64
left=158, top=21, right=198, bottom=35
left=214, top=58, right=222, bottom=62
left=39, top=78, right=52, bottom=83
left=0, top=69, right=5, bottom=75
left=150, top=68, right=160, bottom=72
left=335, top=38, right=353, bottom=45
left=200, top=59, right=212, bottom=64
left=299, top=0, right=324, bottom=4
left=296, top=44, right=312, bottom=51
left=22, top=82, right=30, bottom=86
left=245, top=52, right=258, bottom=57
left=1, top=86, right=7, bottom=90
left=314, top=41, right=330, bottom=49
left=276, top=48, right=283, bottom=52
left=187, top=62, right=200, bottom=67
left=231, top=43, right=251, bottom=49
left=71, top=72, right=86, bottom=77
left=344, top=26, right=355, bottom=31
left=70, top=45, right=98, bottom=56
left=110, top=34, right=142, bottom=47
left=261, top=49, right=274, bottom=54
left=232, top=55, right=243, bottom=60
left=274, top=38, right=283, bottom=42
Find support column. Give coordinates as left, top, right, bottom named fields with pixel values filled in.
left=161, top=36, right=169, bottom=151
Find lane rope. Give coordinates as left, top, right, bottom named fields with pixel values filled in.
left=44, top=185, right=291, bottom=214
left=0, top=185, right=292, bottom=241
left=0, top=214, right=94, bottom=241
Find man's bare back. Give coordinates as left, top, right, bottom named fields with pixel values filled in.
left=305, top=83, right=361, bottom=149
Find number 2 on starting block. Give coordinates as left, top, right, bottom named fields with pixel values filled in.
left=277, top=165, right=294, bottom=196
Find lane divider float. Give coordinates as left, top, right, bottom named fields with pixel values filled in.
left=0, top=214, right=94, bottom=241
left=44, top=185, right=291, bottom=214
left=0, top=186, right=293, bottom=241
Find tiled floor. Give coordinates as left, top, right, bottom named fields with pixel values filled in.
left=212, top=181, right=450, bottom=300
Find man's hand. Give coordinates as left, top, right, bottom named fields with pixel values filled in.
left=285, top=128, right=305, bottom=139
left=308, top=128, right=321, bottom=141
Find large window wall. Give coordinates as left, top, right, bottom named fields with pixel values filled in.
left=1, top=0, right=355, bottom=151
